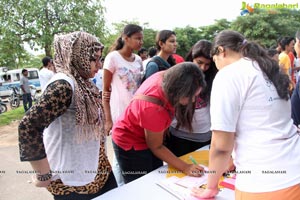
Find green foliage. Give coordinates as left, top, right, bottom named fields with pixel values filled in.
left=231, top=9, right=300, bottom=48
left=23, top=55, right=44, bottom=69
left=0, top=31, right=30, bottom=69
left=199, top=19, right=231, bottom=41
left=0, top=0, right=106, bottom=68
left=174, top=26, right=201, bottom=57
left=0, top=106, right=24, bottom=126
left=142, top=27, right=157, bottom=50
left=173, top=20, right=230, bottom=58
left=1, top=2, right=300, bottom=69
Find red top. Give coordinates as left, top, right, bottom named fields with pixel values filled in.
left=112, top=71, right=175, bottom=151
left=173, top=54, right=185, bottom=64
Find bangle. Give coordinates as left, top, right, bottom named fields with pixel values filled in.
left=36, top=171, right=52, bottom=181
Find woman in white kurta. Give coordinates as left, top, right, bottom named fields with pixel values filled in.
left=192, top=30, right=300, bottom=200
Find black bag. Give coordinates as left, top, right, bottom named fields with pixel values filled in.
left=141, top=56, right=168, bottom=83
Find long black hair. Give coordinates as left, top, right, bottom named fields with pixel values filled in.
left=162, top=62, right=206, bottom=131
left=212, top=30, right=290, bottom=100
left=109, top=24, right=143, bottom=52
left=186, top=40, right=218, bottom=100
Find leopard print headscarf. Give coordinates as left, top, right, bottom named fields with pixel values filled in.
left=53, top=31, right=105, bottom=142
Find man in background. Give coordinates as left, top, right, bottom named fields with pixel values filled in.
left=39, top=56, right=55, bottom=92
left=20, top=69, right=32, bottom=112
left=142, top=47, right=157, bottom=71
left=138, top=47, right=148, bottom=61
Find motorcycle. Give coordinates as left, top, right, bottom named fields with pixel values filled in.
left=30, top=85, right=41, bottom=101
left=0, top=98, right=8, bottom=114
left=9, top=86, right=21, bottom=109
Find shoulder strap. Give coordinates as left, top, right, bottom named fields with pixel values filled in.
left=133, top=94, right=164, bottom=106
left=149, top=56, right=167, bottom=71
left=133, top=94, right=174, bottom=120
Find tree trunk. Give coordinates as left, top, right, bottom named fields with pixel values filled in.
left=44, top=44, right=52, bottom=57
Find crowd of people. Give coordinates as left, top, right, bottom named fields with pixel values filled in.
left=17, top=24, right=300, bottom=200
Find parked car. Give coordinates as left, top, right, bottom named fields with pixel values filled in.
left=0, top=68, right=41, bottom=98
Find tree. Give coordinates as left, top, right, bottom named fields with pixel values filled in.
left=174, top=20, right=231, bottom=58
left=174, top=26, right=201, bottom=57
left=231, top=9, right=300, bottom=48
left=199, top=19, right=231, bottom=41
left=141, top=26, right=157, bottom=50
left=0, top=0, right=106, bottom=59
left=0, top=30, right=29, bottom=69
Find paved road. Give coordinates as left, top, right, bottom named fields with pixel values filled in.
left=0, top=121, right=114, bottom=200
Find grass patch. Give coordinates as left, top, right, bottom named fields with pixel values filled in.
left=0, top=107, right=25, bottom=126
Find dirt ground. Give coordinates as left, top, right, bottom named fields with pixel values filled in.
left=0, top=120, right=53, bottom=199
left=0, top=120, right=19, bottom=146
left=0, top=120, right=114, bottom=200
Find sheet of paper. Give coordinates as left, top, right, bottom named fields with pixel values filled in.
left=157, top=176, right=212, bottom=200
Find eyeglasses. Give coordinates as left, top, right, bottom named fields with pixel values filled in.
left=90, top=55, right=102, bottom=63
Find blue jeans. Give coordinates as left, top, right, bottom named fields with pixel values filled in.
left=22, top=93, right=32, bottom=112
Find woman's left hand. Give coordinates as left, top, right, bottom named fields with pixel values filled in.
left=191, top=187, right=219, bottom=199
left=31, top=175, right=51, bottom=187
left=227, top=156, right=236, bottom=172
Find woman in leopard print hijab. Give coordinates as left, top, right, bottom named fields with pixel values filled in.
left=19, top=31, right=117, bottom=199
left=53, top=31, right=105, bottom=141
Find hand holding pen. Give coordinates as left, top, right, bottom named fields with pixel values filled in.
left=183, top=155, right=204, bottom=177
left=189, top=155, right=198, bottom=165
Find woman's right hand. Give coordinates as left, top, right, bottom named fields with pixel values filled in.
left=105, top=119, right=113, bottom=135
left=183, top=164, right=204, bottom=177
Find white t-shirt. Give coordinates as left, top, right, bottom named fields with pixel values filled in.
left=103, top=51, right=143, bottom=122
left=39, top=67, right=54, bottom=92
left=93, top=69, right=103, bottom=92
left=210, top=58, right=300, bottom=193
left=143, top=58, right=151, bottom=71
left=43, top=73, right=100, bottom=186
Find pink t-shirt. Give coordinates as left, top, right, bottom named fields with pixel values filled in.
left=112, top=71, right=174, bottom=151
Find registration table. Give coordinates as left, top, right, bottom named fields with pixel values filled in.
left=96, top=146, right=235, bottom=200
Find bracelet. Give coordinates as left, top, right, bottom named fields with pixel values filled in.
left=36, top=171, right=52, bottom=181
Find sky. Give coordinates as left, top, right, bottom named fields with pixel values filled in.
left=26, top=0, right=299, bottom=55
left=103, top=0, right=299, bottom=30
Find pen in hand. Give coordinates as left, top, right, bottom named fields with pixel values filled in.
left=189, top=155, right=198, bottom=165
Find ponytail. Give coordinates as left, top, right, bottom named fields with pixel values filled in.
left=242, top=42, right=290, bottom=100
left=109, top=37, right=124, bottom=52
left=213, top=30, right=290, bottom=100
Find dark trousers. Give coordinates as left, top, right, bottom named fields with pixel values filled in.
left=166, top=133, right=211, bottom=157
left=53, top=172, right=117, bottom=200
left=22, top=93, right=32, bottom=112
left=112, top=141, right=163, bottom=184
